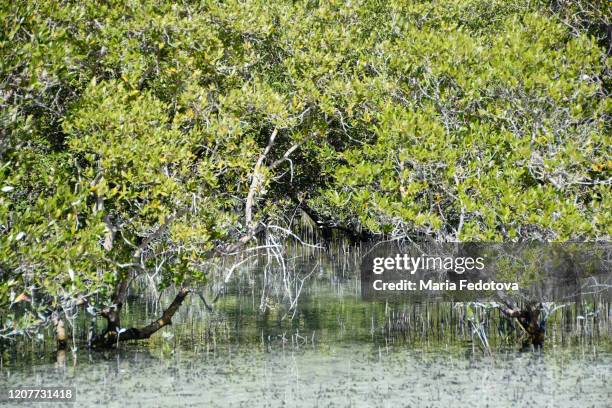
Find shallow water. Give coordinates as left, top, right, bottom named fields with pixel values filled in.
left=2, top=345, right=611, bottom=407
left=1, top=248, right=611, bottom=407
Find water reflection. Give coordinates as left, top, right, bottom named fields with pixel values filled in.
left=2, top=344, right=611, bottom=407
left=1, top=248, right=611, bottom=406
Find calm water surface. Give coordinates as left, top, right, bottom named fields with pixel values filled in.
left=2, top=345, right=611, bottom=407
left=2, top=250, right=611, bottom=407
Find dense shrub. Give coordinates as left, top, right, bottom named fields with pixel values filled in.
left=0, top=0, right=609, bottom=338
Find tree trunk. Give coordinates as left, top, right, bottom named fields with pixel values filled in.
left=90, top=288, right=191, bottom=349
left=500, top=303, right=546, bottom=349
left=52, top=315, right=67, bottom=350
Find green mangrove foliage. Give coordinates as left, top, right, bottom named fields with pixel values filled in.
left=0, top=0, right=610, bottom=341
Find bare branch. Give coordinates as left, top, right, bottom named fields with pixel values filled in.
left=245, top=128, right=278, bottom=229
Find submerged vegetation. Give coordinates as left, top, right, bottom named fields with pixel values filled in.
left=0, top=0, right=610, bottom=349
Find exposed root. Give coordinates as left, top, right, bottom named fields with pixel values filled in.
left=90, top=288, right=191, bottom=349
